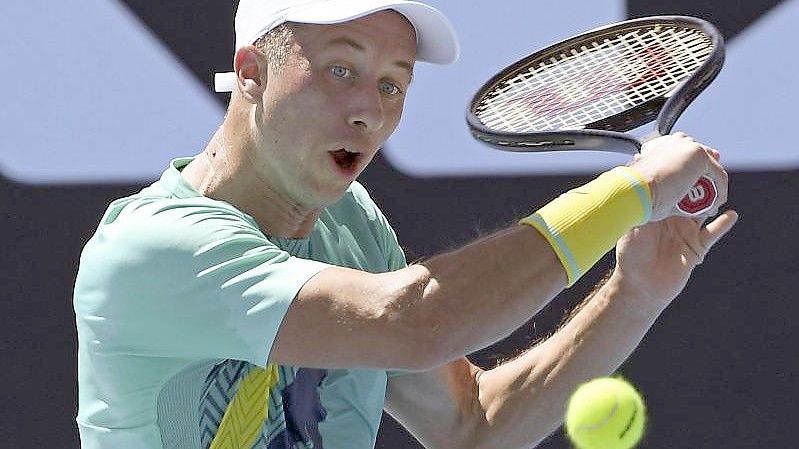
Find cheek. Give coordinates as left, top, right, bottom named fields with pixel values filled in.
left=382, top=100, right=406, bottom=135
left=263, top=66, right=316, bottom=113
left=261, top=92, right=324, bottom=146
left=282, top=84, right=338, bottom=130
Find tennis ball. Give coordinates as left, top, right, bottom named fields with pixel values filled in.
left=565, top=377, right=646, bottom=449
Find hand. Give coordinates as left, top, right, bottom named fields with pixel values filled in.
left=631, top=133, right=728, bottom=221
left=612, top=210, right=738, bottom=306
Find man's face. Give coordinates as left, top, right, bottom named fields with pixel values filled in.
left=250, top=11, right=417, bottom=208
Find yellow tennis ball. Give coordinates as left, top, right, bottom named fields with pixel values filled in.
left=565, top=377, right=646, bottom=449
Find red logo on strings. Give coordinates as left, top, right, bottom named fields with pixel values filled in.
left=505, top=43, right=672, bottom=119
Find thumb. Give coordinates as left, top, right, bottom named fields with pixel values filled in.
left=699, top=209, right=739, bottom=250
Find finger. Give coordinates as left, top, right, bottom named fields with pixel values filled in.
left=692, top=214, right=707, bottom=227
left=704, top=156, right=729, bottom=209
left=673, top=131, right=692, bottom=140
left=699, top=209, right=739, bottom=250
left=688, top=202, right=722, bottom=225
left=704, top=146, right=721, bottom=161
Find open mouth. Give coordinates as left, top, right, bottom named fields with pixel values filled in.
left=329, top=148, right=362, bottom=171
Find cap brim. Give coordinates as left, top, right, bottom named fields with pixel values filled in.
left=286, top=0, right=459, bottom=65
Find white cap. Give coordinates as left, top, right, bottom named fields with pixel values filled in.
left=214, top=0, right=459, bottom=92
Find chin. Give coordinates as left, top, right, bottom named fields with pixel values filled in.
left=326, top=183, right=354, bottom=203
left=303, top=183, right=352, bottom=210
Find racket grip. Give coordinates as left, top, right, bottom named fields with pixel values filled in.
left=676, top=175, right=717, bottom=216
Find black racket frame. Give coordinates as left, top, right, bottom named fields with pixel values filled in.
left=466, top=15, right=725, bottom=155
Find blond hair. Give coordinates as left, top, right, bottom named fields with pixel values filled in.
left=252, top=24, right=295, bottom=71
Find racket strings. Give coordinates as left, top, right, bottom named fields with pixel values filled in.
left=480, top=28, right=707, bottom=126
left=475, top=25, right=713, bottom=132
left=485, top=30, right=706, bottom=128
left=480, top=29, right=710, bottom=130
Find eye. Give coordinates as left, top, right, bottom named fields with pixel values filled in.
left=380, top=80, right=401, bottom=96
left=330, top=65, right=352, bottom=78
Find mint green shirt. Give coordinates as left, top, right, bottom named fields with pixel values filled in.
left=74, top=158, right=407, bottom=449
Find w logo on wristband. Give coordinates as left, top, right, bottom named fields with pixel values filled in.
left=678, top=176, right=717, bottom=215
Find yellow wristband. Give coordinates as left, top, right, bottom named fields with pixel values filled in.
left=520, top=166, right=652, bottom=286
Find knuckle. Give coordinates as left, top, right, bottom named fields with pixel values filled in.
left=717, top=169, right=729, bottom=185
left=687, top=143, right=705, bottom=159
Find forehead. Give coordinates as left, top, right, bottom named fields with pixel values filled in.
left=291, top=10, right=418, bottom=61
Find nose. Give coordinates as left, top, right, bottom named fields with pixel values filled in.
left=346, top=83, right=385, bottom=133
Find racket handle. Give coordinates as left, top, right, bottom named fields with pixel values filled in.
left=676, top=175, right=717, bottom=216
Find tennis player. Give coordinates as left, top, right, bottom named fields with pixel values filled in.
left=74, top=1, right=737, bottom=448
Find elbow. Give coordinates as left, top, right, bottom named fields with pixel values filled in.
left=402, top=333, right=457, bottom=372
left=382, top=307, right=456, bottom=372
left=379, top=266, right=459, bottom=371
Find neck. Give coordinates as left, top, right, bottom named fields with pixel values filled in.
left=182, top=123, right=322, bottom=239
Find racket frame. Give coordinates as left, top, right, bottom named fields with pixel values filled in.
left=466, top=15, right=725, bottom=155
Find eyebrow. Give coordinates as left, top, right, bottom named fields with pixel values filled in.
left=326, top=36, right=414, bottom=79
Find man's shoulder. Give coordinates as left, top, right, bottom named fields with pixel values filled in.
left=325, top=181, right=400, bottom=245
left=83, top=189, right=264, bottom=268
left=100, top=187, right=255, bottom=231
left=335, top=180, right=383, bottom=221
left=328, top=181, right=405, bottom=270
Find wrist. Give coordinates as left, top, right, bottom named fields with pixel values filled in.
left=606, top=269, right=670, bottom=317
left=520, top=166, right=653, bottom=286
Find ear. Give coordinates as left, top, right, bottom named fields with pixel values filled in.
left=233, top=45, right=268, bottom=103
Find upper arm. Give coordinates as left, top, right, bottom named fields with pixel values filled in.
left=384, top=358, right=485, bottom=449
left=270, top=264, right=442, bottom=370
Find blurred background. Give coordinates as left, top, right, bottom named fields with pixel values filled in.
left=1, top=0, right=796, bottom=447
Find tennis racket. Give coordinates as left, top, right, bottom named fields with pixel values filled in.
left=467, top=15, right=725, bottom=216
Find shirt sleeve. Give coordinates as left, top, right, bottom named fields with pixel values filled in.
left=74, top=198, right=331, bottom=367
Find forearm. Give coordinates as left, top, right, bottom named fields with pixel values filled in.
left=468, top=270, right=665, bottom=449
left=394, top=224, right=567, bottom=363
left=392, top=166, right=653, bottom=365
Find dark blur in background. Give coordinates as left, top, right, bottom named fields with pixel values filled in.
left=1, top=0, right=796, bottom=448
